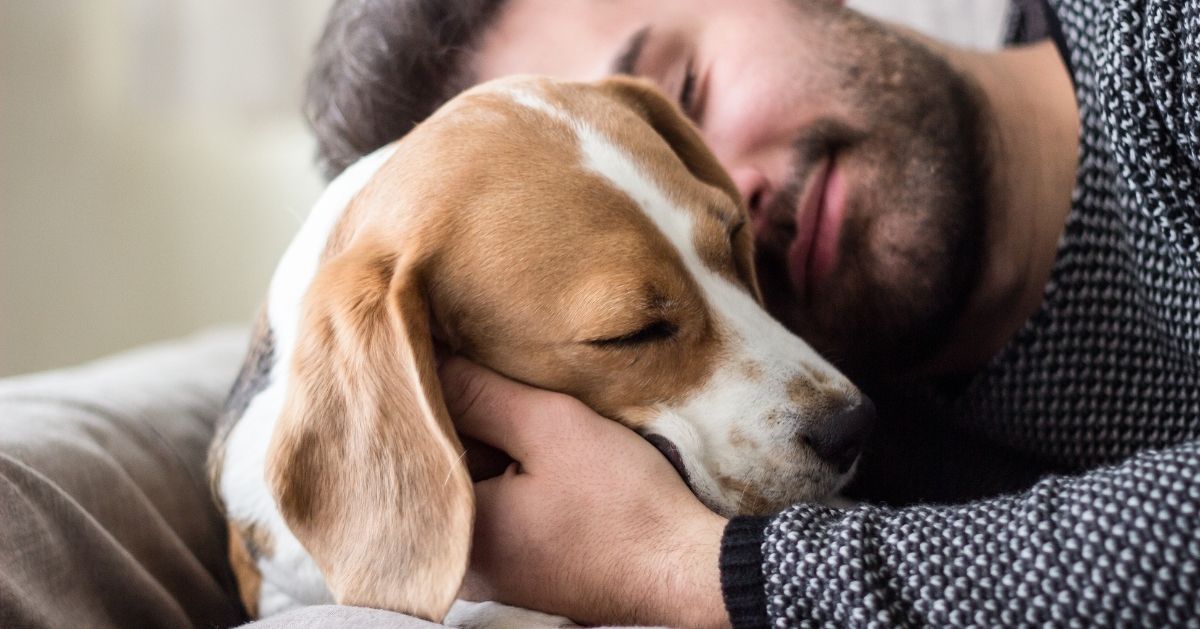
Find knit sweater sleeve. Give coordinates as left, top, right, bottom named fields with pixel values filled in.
left=1052, top=0, right=1200, bottom=186
left=719, top=440, right=1200, bottom=627
left=1139, top=0, right=1200, bottom=168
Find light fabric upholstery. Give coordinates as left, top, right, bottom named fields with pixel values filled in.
left=0, top=329, right=445, bottom=628
left=242, top=605, right=444, bottom=628
left=0, top=328, right=249, bottom=628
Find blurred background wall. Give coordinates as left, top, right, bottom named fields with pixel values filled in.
left=1, top=0, right=335, bottom=376
left=0, top=0, right=1008, bottom=377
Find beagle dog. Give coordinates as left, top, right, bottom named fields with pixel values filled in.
left=209, top=75, right=874, bottom=626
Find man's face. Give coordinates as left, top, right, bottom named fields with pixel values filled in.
left=473, top=0, right=990, bottom=379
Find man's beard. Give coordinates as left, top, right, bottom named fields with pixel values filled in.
left=754, top=4, right=992, bottom=385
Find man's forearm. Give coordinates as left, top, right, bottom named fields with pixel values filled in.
left=721, top=440, right=1200, bottom=627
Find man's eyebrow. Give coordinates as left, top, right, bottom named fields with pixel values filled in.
left=610, top=25, right=651, bottom=76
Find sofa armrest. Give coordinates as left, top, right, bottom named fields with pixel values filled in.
left=0, top=328, right=249, bottom=629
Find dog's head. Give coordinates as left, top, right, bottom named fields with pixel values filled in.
left=265, top=75, right=872, bottom=619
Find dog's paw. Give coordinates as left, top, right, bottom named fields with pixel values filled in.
left=444, top=600, right=574, bottom=629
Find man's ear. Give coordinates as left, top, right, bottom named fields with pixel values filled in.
left=598, top=75, right=743, bottom=209
left=266, top=237, right=472, bottom=622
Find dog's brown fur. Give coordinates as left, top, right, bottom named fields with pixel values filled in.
left=212, top=76, right=839, bottom=621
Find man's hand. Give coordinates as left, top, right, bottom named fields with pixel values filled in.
left=439, top=358, right=731, bottom=629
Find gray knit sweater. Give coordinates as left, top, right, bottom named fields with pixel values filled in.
left=718, top=1, right=1200, bottom=626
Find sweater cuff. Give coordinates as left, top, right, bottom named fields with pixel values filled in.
left=719, top=516, right=771, bottom=629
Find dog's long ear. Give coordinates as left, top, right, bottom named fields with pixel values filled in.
left=265, top=237, right=471, bottom=622
left=599, top=75, right=741, bottom=208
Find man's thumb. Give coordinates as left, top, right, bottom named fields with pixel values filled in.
left=438, top=357, right=559, bottom=459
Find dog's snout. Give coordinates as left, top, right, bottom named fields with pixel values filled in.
left=802, top=398, right=876, bottom=473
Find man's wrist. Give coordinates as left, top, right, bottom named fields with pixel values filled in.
left=661, top=510, right=731, bottom=629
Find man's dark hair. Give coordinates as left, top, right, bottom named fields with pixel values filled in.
left=304, top=0, right=507, bottom=180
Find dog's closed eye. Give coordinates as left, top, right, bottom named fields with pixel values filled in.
left=588, top=320, right=678, bottom=347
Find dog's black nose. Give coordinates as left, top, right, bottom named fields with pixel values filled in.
left=803, top=398, right=875, bottom=473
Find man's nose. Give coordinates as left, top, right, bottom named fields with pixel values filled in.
left=802, top=398, right=876, bottom=473
left=731, top=167, right=770, bottom=218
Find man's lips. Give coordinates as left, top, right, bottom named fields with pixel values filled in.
left=786, top=154, right=845, bottom=300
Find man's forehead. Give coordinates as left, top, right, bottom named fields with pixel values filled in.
left=473, top=0, right=671, bottom=83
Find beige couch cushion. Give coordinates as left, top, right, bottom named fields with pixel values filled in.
left=0, top=329, right=250, bottom=628
left=0, top=329, right=461, bottom=628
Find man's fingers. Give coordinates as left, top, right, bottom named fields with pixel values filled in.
left=439, top=357, right=568, bottom=462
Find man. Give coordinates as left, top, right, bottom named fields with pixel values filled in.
left=305, top=0, right=1199, bottom=626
